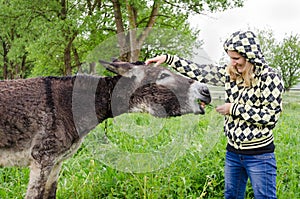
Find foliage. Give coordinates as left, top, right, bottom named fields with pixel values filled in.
left=257, top=29, right=300, bottom=90
left=272, top=35, right=300, bottom=90
left=256, top=29, right=277, bottom=64
left=0, top=0, right=245, bottom=78
left=0, top=96, right=299, bottom=198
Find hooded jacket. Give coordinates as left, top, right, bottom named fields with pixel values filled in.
left=164, top=31, right=284, bottom=155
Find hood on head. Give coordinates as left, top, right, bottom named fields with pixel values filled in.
left=223, top=30, right=266, bottom=67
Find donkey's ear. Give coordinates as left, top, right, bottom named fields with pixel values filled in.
left=99, top=60, right=138, bottom=77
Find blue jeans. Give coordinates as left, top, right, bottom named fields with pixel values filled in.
left=224, top=151, right=277, bottom=199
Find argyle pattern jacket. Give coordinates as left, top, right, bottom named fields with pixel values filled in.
left=165, top=54, right=284, bottom=152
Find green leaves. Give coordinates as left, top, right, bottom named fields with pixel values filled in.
left=258, top=30, right=300, bottom=90
left=274, top=35, right=300, bottom=90
left=0, top=0, right=245, bottom=78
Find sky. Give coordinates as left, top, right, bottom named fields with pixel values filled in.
left=189, top=0, right=300, bottom=62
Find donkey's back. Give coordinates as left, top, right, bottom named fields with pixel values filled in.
left=0, top=78, right=48, bottom=150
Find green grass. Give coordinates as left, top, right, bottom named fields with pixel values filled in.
left=0, top=93, right=299, bottom=199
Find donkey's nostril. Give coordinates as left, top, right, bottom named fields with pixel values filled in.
left=201, top=87, right=211, bottom=97
left=198, top=87, right=211, bottom=104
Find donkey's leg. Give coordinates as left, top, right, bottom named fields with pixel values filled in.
left=44, top=162, right=63, bottom=199
left=25, top=161, right=54, bottom=199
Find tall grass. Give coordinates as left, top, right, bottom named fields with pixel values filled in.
left=0, top=94, right=299, bottom=199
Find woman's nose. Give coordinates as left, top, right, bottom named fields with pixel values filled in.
left=230, top=59, right=237, bottom=66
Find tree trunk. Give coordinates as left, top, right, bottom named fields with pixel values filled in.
left=1, top=38, right=9, bottom=79
left=20, top=53, right=27, bottom=79
left=72, top=46, right=81, bottom=73
left=60, top=0, right=67, bottom=20
left=111, top=0, right=129, bottom=61
left=60, top=0, right=78, bottom=76
left=64, top=44, right=72, bottom=75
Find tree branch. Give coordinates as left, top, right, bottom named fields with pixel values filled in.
left=138, top=1, right=160, bottom=46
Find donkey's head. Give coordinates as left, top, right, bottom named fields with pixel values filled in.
left=100, top=60, right=211, bottom=117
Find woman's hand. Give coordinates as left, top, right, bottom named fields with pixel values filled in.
left=216, top=103, right=232, bottom=115
left=145, top=55, right=167, bottom=66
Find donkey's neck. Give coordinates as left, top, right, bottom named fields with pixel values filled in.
left=71, top=74, right=133, bottom=136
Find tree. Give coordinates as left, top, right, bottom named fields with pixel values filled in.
left=257, top=29, right=300, bottom=91
left=272, top=35, right=300, bottom=91
left=256, top=28, right=277, bottom=65
left=0, top=0, right=36, bottom=79
left=0, top=0, right=245, bottom=78
left=110, top=0, right=244, bottom=62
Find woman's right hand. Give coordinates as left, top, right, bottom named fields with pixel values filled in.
left=145, top=55, right=167, bottom=67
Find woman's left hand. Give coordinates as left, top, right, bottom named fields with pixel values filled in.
left=216, top=103, right=232, bottom=115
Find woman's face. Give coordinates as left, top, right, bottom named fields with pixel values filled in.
left=227, top=50, right=247, bottom=73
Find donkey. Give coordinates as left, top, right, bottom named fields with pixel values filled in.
left=0, top=60, right=211, bottom=199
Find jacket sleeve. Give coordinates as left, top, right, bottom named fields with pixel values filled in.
left=230, top=72, right=284, bottom=127
left=165, top=54, right=226, bottom=87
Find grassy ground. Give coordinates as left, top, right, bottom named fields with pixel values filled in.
left=0, top=92, right=299, bottom=199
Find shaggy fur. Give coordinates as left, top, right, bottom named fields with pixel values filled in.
left=0, top=61, right=211, bottom=199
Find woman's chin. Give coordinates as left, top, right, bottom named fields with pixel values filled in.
left=237, top=68, right=244, bottom=73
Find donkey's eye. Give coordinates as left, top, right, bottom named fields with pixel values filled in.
left=158, top=73, right=171, bottom=80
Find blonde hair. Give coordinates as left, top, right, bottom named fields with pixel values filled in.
left=227, top=61, right=255, bottom=87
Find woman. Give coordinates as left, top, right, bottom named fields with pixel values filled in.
left=146, top=30, right=284, bottom=199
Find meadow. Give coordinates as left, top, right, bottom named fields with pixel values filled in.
left=0, top=92, right=299, bottom=199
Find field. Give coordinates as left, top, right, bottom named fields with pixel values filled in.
left=0, top=92, right=299, bottom=199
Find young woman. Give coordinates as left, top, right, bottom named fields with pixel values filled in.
left=146, top=30, right=284, bottom=199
